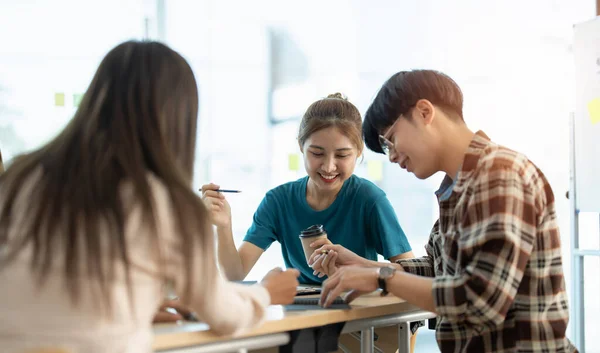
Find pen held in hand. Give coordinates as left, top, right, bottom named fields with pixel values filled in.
left=198, top=188, right=242, bottom=193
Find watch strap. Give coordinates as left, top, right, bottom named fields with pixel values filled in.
left=378, top=276, right=389, bottom=296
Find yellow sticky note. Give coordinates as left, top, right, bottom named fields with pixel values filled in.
left=587, top=98, right=600, bottom=125
left=73, top=93, right=83, bottom=107
left=54, top=93, right=65, bottom=107
left=288, top=154, right=300, bottom=171
left=367, top=160, right=383, bottom=181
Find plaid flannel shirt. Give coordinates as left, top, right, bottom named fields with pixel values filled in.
left=397, top=131, right=577, bottom=353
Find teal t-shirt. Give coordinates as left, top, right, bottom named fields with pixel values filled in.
left=244, top=175, right=411, bottom=284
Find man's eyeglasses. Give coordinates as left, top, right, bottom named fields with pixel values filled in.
left=378, top=115, right=402, bottom=156
left=378, top=135, right=393, bottom=156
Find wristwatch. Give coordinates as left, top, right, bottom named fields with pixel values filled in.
left=378, top=266, right=396, bottom=296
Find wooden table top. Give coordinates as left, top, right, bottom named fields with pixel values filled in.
left=153, top=291, right=424, bottom=351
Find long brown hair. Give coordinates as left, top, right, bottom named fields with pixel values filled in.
left=0, top=41, right=211, bottom=313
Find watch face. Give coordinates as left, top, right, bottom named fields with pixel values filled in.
left=380, top=266, right=395, bottom=278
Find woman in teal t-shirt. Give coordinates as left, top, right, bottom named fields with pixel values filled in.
left=202, top=93, right=413, bottom=284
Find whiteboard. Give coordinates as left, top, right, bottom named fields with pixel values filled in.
left=573, top=18, right=600, bottom=212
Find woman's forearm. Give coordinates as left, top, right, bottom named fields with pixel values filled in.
left=215, top=225, right=245, bottom=280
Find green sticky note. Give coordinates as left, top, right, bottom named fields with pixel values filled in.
left=367, top=160, right=383, bottom=181
left=54, top=93, right=65, bottom=107
left=288, top=154, right=300, bottom=171
left=73, top=93, right=83, bottom=107
left=587, top=98, right=600, bottom=125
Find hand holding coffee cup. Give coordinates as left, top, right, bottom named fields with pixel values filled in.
left=299, top=225, right=330, bottom=262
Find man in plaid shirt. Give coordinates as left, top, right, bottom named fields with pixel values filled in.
left=317, top=70, right=577, bottom=352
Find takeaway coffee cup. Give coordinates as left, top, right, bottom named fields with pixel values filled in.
left=299, top=224, right=328, bottom=262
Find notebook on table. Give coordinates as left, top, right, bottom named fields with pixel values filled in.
left=285, top=296, right=350, bottom=311
left=296, top=285, right=321, bottom=296
left=232, top=281, right=346, bottom=309
left=233, top=281, right=322, bottom=296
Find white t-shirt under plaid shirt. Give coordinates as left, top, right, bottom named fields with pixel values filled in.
left=397, top=131, right=577, bottom=353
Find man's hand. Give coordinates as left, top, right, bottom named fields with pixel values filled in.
left=310, top=248, right=339, bottom=278
left=308, top=243, right=367, bottom=278
left=320, top=266, right=379, bottom=308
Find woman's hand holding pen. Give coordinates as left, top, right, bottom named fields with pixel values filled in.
left=260, top=267, right=300, bottom=305
left=201, top=183, right=232, bottom=228
left=308, top=240, right=367, bottom=278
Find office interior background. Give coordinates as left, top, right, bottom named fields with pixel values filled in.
left=0, top=0, right=598, bottom=351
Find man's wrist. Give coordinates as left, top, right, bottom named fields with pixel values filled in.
left=364, top=259, right=381, bottom=267
left=392, top=262, right=405, bottom=271
left=377, top=266, right=397, bottom=296
left=365, top=260, right=403, bottom=271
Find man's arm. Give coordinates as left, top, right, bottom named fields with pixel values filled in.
left=359, top=220, right=439, bottom=274
left=320, top=221, right=439, bottom=310
left=394, top=222, right=438, bottom=277
left=387, top=271, right=436, bottom=312
left=350, top=220, right=439, bottom=310
left=323, top=168, right=537, bottom=326
left=320, top=265, right=436, bottom=312
left=394, top=220, right=439, bottom=276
